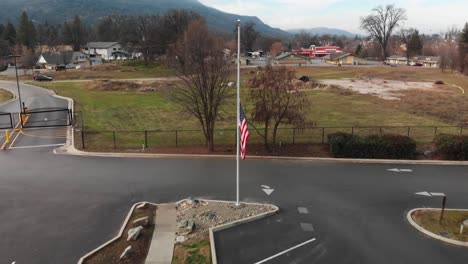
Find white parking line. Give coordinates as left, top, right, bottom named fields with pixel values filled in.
left=253, top=238, right=317, bottom=264
left=9, top=143, right=65, bottom=149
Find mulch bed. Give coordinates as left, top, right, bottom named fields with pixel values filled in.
left=83, top=204, right=156, bottom=264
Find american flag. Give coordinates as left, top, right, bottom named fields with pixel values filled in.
left=239, top=104, right=250, bottom=160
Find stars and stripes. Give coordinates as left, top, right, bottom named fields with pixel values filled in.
left=239, top=104, right=250, bottom=160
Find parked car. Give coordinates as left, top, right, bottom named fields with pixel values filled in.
left=33, top=75, right=53, bottom=82
left=56, top=65, right=66, bottom=71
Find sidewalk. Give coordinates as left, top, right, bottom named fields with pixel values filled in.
left=145, top=203, right=177, bottom=264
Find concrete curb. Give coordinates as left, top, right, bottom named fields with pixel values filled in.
left=176, top=198, right=279, bottom=264
left=56, top=146, right=468, bottom=165
left=407, top=208, right=468, bottom=247
left=77, top=201, right=156, bottom=264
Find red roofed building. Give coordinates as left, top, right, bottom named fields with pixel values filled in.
left=292, top=45, right=342, bottom=58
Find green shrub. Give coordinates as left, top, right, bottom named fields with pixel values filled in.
left=434, top=134, right=468, bottom=160
left=328, top=132, right=416, bottom=159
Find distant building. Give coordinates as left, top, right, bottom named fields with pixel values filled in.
left=36, top=51, right=89, bottom=69
left=292, top=45, right=342, bottom=58
left=83, top=42, right=129, bottom=61
left=324, top=53, right=367, bottom=65
left=275, top=52, right=310, bottom=66
left=385, top=55, right=440, bottom=68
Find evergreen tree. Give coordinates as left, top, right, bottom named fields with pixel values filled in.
left=18, top=11, right=36, bottom=49
left=459, top=23, right=468, bottom=74
left=407, top=29, right=423, bottom=57
left=3, top=22, right=16, bottom=46
left=63, top=15, right=86, bottom=51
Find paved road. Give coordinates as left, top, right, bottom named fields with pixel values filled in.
left=1, top=81, right=468, bottom=264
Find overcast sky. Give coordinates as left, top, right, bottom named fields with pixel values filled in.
left=199, top=0, right=467, bottom=34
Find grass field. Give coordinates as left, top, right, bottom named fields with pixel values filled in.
left=33, top=66, right=468, bottom=149
left=0, top=88, right=13, bottom=103
left=412, top=209, right=468, bottom=242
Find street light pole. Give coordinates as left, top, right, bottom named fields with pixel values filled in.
left=9, top=55, right=23, bottom=114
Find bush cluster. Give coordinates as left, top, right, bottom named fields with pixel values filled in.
left=328, top=132, right=416, bottom=159
left=434, top=134, right=468, bottom=160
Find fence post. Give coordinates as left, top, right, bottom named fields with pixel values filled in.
left=292, top=128, right=296, bottom=144
left=113, top=131, right=116, bottom=149
left=407, top=126, right=410, bottom=137
left=351, top=127, right=354, bottom=135
left=81, top=130, right=85, bottom=149
left=321, top=127, right=325, bottom=144
left=380, top=127, right=382, bottom=134
left=175, top=130, right=178, bottom=147
left=144, top=131, right=148, bottom=149
left=434, top=127, right=438, bottom=136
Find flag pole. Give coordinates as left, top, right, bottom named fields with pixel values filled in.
left=236, top=19, right=241, bottom=206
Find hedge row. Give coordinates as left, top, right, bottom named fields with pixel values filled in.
left=434, top=134, right=468, bottom=160
left=328, top=132, right=417, bottom=159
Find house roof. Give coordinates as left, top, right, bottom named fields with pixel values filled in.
left=87, top=42, right=120, bottom=49
left=39, top=51, right=74, bottom=65
left=276, top=52, right=309, bottom=60
left=386, top=55, right=406, bottom=60
left=38, top=51, right=87, bottom=65
left=327, top=52, right=351, bottom=61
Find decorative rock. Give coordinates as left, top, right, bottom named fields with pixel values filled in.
left=136, top=203, right=147, bottom=210
left=186, top=198, right=199, bottom=206
left=127, top=226, right=144, bottom=241
left=186, top=220, right=195, bottom=234
left=178, top=220, right=188, bottom=229
left=133, top=216, right=150, bottom=227
left=176, top=235, right=187, bottom=242
left=120, top=246, right=132, bottom=259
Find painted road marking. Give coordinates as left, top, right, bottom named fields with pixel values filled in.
left=261, top=185, right=275, bottom=196
left=297, top=207, right=309, bottom=214
left=415, top=191, right=446, bottom=197
left=300, top=222, right=314, bottom=232
left=253, top=238, right=317, bottom=264
left=387, top=168, right=413, bottom=172
left=9, top=143, right=65, bottom=149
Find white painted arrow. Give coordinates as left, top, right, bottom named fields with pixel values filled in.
left=415, top=191, right=446, bottom=197
left=387, top=168, right=401, bottom=172
left=400, top=169, right=413, bottom=172
left=388, top=168, right=413, bottom=172
left=415, top=191, right=432, bottom=197
left=261, top=185, right=275, bottom=195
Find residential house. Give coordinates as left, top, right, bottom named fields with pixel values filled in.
left=36, top=51, right=90, bottom=69
left=385, top=55, right=440, bottom=68
left=274, top=52, right=310, bottom=66
left=385, top=55, right=408, bottom=65
left=83, top=42, right=129, bottom=61
left=325, top=53, right=367, bottom=65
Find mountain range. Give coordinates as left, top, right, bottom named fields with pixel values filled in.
left=287, top=27, right=358, bottom=37
left=1, top=0, right=357, bottom=38
left=0, top=0, right=289, bottom=37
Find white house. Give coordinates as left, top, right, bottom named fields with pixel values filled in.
left=83, top=42, right=129, bottom=61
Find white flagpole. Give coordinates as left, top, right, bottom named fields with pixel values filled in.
left=236, top=19, right=241, bottom=206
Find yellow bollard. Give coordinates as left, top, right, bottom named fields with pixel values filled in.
left=5, top=130, right=11, bottom=144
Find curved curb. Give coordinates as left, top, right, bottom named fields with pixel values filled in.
left=176, top=199, right=280, bottom=264
left=77, top=201, right=156, bottom=264
left=407, top=208, right=468, bottom=247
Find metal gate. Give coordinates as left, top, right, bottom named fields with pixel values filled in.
left=21, top=108, right=73, bottom=128
left=0, top=113, right=13, bottom=129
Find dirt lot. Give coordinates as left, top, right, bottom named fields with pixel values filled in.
left=320, top=78, right=439, bottom=100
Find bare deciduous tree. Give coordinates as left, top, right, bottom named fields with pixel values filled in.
left=249, top=66, right=309, bottom=152
left=269, top=42, right=285, bottom=57
left=360, top=5, right=406, bottom=59
left=171, top=20, right=232, bottom=151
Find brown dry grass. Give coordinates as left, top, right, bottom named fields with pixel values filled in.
left=412, top=209, right=468, bottom=242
